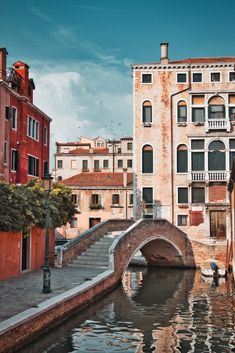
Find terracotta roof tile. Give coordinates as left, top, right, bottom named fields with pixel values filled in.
left=62, top=172, right=133, bottom=187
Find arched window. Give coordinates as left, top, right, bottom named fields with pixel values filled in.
left=142, top=101, right=152, bottom=123
left=177, top=101, right=187, bottom=123
left=208, top=140, right=225, bottom=171
left=142, top=145, right=153, bottom=173
left=208, top=96, right=225, bottom=120
left=177, top=144, right=188, bottom=173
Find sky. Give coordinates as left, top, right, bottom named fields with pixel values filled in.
left=1, top=0, right=235, bottom=161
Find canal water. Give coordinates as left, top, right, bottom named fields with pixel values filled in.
left=19, top=267, right=235, bottom=353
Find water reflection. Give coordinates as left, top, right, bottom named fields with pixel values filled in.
left=18, top=268, right=235, bottom=353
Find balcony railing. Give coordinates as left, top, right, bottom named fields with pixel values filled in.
left=190, top=171, right=229, bottom=182
left=205, top=119, right=231, bottom=132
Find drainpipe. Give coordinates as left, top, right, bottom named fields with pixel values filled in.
left=170, top=60, right=192, bottom=224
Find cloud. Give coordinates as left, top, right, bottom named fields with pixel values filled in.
left=31, top=61, right=132, bottom=167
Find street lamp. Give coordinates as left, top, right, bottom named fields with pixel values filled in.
left=42, top=173, right=53, bottom=294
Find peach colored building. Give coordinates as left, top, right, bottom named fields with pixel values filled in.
left=59, top=171, right=133, bottom=237
left=54, top=136, right=133, bottom=181
left=132, top=43, right=235, bottom=245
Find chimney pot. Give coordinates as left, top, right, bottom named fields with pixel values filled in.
left=0, top=48, right=8, bottom=81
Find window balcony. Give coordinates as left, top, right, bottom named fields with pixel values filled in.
left=205, top=119, right=231, bottom=132
left=190, top=171, right=229, bottom=182
left=89, top=203, right=103, bottom=210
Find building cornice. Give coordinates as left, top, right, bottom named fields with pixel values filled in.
left=131, top=63, right=235, bottom=70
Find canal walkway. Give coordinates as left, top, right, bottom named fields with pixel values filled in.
left=0, top=266, right=103, bottom=322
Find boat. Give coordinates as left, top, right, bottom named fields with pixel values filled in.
left=200, top=259, right=226, bottom=277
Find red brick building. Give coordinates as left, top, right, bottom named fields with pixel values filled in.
left=0, top=48, right=51, bottom=184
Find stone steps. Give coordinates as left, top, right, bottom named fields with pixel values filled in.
left=68, top=233, right=119, bottom=270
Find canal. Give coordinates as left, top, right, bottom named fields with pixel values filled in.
left=19, top=267, right=235, bottom=353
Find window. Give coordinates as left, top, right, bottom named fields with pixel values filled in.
left=142, top=145, right=153, bottom=173
left=57, top=160, right=63, bottom=169
left=129, top=194, right=133, bottom=205
left=177, top=73, right=187, bottom=83
left=12, top=107, right=17, bottom=129
left=229, top=72, right=235, bottom=82
left=127, top=159, right=132, bottom=168
left=43, top=161, right=48, bottom=176
left=112, top=194, right=120, bottom=205
left=142, top=74, right=152, bottom=83
left=90, top=194, right=102, bottom=209
left=82, top=160, right=88, bottom=171
left=118, top=159, right=123, bottom=168
left=177, top=101, right=187, bottom=123
left=143, top=187, right=153, bottom=205
left=208, top=105, right=225, bottom=120
left=142, top=101, right=152, bottom=123
left=4, top=141, right=8, bottom=164
left=94, top=160, right=100, bottom=171
left=229, top=139, right=235, bottom=170
left=103, top=160, right=109, bottom=168
left=5, top=106, right=10, bottom=120
left=191, top=140, right=205, bottom=171
left=71, top=194, right=77, bottom=204
left=118, top=148, right=121, bottom=153
left=70, top=218, right=77, bottom=228
left=71, top=160, right=76, bottom=169
left=192, top=187, right=205, bottom=203
left=192, top=108, right=205, bottom=122
left=11, top=150, right=18, bottom=171
left=208, top=140, right=225, bottom=171
left=177, top=145, right=188, bottom=173
left=28, top=155, right=39, bottom=176
left=211, top=72, right=220, bottom=82
left=229, top=107, right=235, bottom=121
left=178, top=187, right=188, bottom=204
left=178, top=215, right=188, bottom=226
left=127, top=142, right=133, bottom=150
left=192, top=73, right=202, bottom=83
left=43, top=127, right=47, bottom=145
left=27, top=116, right=39, bottom=141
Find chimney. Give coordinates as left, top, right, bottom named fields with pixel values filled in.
left=13, top=61, right=29, bottom=97
left=0, top=48, right=8, bottom=81
left=160, top=42, right=169, bottom=64
left=123, top=168, right=127, bottom=187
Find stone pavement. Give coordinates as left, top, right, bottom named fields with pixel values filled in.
left=0, top=266, right=102, bottom=322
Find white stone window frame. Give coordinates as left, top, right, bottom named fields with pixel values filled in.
left=141, top=72, right=153, bottom=84
left=175, top=142, right=189, bottom=175
left=176, top=98, right=188, bottom=124
left=176, top=72, right=188, bottom=84
left=141, top=98, right=153, bottom=126
left=190, top=94, right=206, bottom=124
left=228, top=71, right=235, bottom=82
left=11, top=148, right=17, bottom=172
left=27, top=153, right=39, bottom=177
left=176, top=186, right=189, bottom=205
left=210, top=71, right=221, bottom=83
left=141, top=143, right=154, bottom=175
left=191, top=71, right=203, bottom=84
left=12, top=106, right=17, bottom=130
left=141, top=186, right=154, bottom=214
left=177, top=214, right=188, bottom=226
left=43, top=126, right=47, bottom=146
left=4, top=141, right=8, bottom=165
left=27, top=115, right=40, bottom=142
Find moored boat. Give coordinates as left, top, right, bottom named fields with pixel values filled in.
left=200, top=259, right=226, bottom=277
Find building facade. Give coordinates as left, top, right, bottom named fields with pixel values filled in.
left=132, top=43, right=235, bottom=243
left=58, top=170, right=133, bottom=237
left=54, top=136, right=133, bottom=181
left=0, top=48, right=51, bottom=184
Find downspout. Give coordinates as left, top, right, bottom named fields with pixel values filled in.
left=170, top=60, right=192, bottom=224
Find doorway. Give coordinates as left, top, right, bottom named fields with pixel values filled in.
left=21, top=234, right=30, bottom=271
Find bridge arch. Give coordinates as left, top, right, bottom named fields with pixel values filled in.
left=110, top=219, right=195, bottom=279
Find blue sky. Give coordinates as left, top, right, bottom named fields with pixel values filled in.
left=1, top=0, right=235, bottom=157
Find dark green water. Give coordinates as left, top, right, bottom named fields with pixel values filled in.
left=19, top=268, right=235, bottom=353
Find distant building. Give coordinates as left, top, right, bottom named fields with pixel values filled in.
left=228, top=165, right=235, bottom=278
left=54, top=136, right=133, bottom=181
left=58, top=170, right=133, bottom=237
left=132, top=42, right=235, bottom=244
left=0, top=48, right=51, bottom=184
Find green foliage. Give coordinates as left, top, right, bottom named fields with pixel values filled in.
left=0, top=180, right=76, bottom=233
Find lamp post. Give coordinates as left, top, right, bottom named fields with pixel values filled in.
left=42, top=173, right=53, bottom=294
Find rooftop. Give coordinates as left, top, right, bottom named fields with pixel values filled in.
left=62, top=172, right=133, bottom=187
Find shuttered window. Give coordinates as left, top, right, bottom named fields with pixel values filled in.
left=142, top=145, right=153, bottom=173
left=143, top=101, right=152, bottom=123
left=177, top=145, right=188, bottom=173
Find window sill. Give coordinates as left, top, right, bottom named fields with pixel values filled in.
left=142, top=123, right=152, bottom=127
left=178, top=204, right=189, bottom=208
left=177, top=122, right=187, bottom=127
left=111, top=204, right=123, bottom=208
